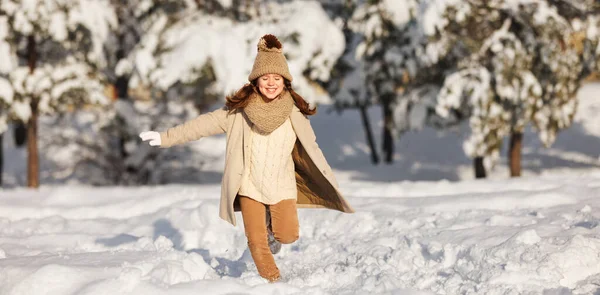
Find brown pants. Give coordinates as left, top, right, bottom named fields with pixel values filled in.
left=238, top=196, right=299, bottom=282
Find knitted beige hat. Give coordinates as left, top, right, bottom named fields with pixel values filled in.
left=248, top=34, right=293, bottom=82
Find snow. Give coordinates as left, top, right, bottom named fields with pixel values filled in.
left=3, top=0, right=116, bottom=63
left=421, top=0, right=469, bottom=36
left=11, top=101, right=32, bottom=123
left=215, top=0, right=232, bottom=9
left=587, top=16, right=598, bottom=40
left=0, top=78, right=14, bottom=104
left=381, top=0, right=415, bottom=27
left=0, top=16, right=17, bottom=74
left=69, top=0, right=118, bottom=66
left=436, top=67, right=491, bottom=118
left=7, top=61, right=108, bottom=121
left=3, top=172, right=600, bottom=294
left=48, top=10, right=68, bottom=42
left=570, top=83, right=600, bottom=138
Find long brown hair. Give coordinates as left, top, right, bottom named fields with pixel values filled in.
left=225, top=79, right=316, bottom=116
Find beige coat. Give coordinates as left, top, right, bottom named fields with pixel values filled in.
left=160, top=105, right=355, bottom=226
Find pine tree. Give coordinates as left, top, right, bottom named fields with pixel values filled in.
left=62, top=0, right=222, bottom=185
left=345, top=0, right=427, bottom=164
left=100, top=0, right=194, bottom=184
left=342, top=0, right=457, bottom=165
left=433, top=0, right=600, bottom=177
left=0, top=0, right=116, bottom=187
left=319, top=0, right=382, bottom=164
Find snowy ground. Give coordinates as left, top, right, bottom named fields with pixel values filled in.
left=1, top=173, right=600, bottom=294
left=1, top=84, right=600, bottom=294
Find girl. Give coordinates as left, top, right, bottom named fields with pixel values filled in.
left=140, top=34, right=354, bottom=283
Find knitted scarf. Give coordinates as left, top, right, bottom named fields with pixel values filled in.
left=243, top=90, right=294, bottom=134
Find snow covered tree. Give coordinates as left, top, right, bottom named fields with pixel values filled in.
left=38, top=0, right=232, bottom=185
left=0, top=0, right=116, bottom=187
left=342, top=0, right=418, bottom=164
left=91, top=0, right=195, bottom=185
left=340, top=0, right=452, bottom=164
left=436, top=28, right=542, bottom=177
left=59, top=0, right=240, bottom=185
left=317, top=0, right=383, bottom=164
left=433, top=0, right=600, bottom=177
left=96, top=0, right=244, bottom=185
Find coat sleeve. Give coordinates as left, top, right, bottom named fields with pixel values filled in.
left=159, top=106, right=229, bottom=148
left=300, top=113, right=340, bottom=188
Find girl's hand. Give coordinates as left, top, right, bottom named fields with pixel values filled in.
left=139, top=131, right=162, bottom=147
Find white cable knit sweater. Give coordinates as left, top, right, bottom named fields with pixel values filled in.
left=239, top=118, right=298, bottom=204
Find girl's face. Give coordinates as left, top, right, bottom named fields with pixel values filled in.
left=257, top=74, right=284, bottom=100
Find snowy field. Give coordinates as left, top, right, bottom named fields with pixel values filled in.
left=1, top=174, right=600, bottom=294
left=1, top=83, right=600, bottom=294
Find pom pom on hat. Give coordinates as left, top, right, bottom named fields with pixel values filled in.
left=258, top=34, right=282, bottom=52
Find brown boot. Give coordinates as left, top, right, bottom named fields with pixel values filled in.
left=266, top=208, right=282, bottom=254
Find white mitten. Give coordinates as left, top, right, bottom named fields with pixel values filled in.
left=139, top=131, right=161, bottom=147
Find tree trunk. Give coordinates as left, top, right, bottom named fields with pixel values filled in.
left=359, top=105, right=379, bottom=165
left=115, top=9, right=131, bottom=160
left=382, top=102, right=394, bottom=164
left=27, top=102, right=39, bottom=188
left=14, top=122, right=27, bottom=147
left=474, top=156, right=486, bottom=178
left=509, top=131, right=523, bottom=177
left=116, top=77, right=129, bottom=160
left=27, top=34, right=39, bottom=188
